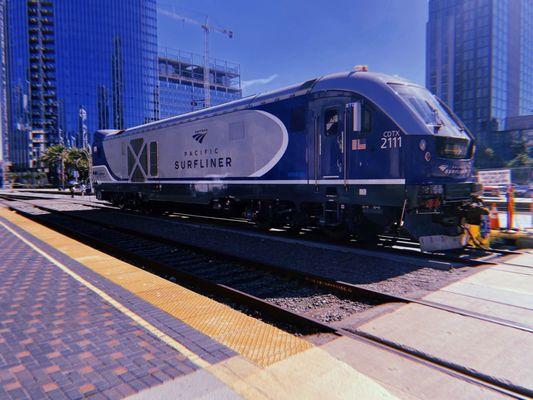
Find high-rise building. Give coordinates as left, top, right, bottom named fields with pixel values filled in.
left=0, top=0, right=8, bottom=188
left=158, top=48, right=241, bottom=118
left=5, top=0, right=158, bottom=171
left=426, top=0, right=532, bottom=163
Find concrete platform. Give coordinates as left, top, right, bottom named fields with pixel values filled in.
left=356, top=253, right=533, bottom=397
left=0, top=206, right=530, bottom=399
left=491, top=229, right=533, bottom=249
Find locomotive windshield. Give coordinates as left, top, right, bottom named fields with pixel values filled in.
left=390, top=84, right=465, bottom=134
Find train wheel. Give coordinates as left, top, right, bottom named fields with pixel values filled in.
left=356, top=233, right=379, bottom=245
left=285, top=224, right=301, bottom=234
left=353, top=215, right=380, bottom=245
left=323, top=226, right=348, bottom=240
left=112, top=196, right=126, bottom=210
left=355, top=224, right=380, bottom=245
left=255, top=218, right=272, bottom=231
left=286, top=210, right=307, bottom=233
left=250, top=202, right=273, bottom=231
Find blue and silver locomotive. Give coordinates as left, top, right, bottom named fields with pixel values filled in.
left=92, top=69, right=484, bottom=251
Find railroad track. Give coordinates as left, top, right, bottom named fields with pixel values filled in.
left=0, top=195, right=530, bottom=399
left=1, top=195, right=528, bottom=331
left=1, top=192, right=519, bottom=268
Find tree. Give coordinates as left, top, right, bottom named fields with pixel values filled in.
left=484, top=148, right=495, bottom=158
left=41, top=145, right=92, bottom=186
left=507, top=135, right=532, bottom=167
left=40, top=144, right=68, bottom=186
left=475, top=144, right=505, bottom=169
left=65, top=147, right=91, bottom=182
left=40, top=144, right=67, bottom=168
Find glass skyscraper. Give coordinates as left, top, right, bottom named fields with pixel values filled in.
left=0, top=1, right=8, bottom=187
left=426, top=0, right=532, bottom=147
left=5, top=0, right=158, bottom=170
left=158, top=48, right=242, bottom=118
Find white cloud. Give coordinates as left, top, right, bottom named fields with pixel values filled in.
left=241, top=74, right=279, bottom=90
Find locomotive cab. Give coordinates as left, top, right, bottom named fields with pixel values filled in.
left=386, top=83, right=481, bottom=251
left=390, top=83, right=474, bottom=183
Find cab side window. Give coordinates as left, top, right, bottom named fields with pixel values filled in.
left=149, top=141, right=158, bottom=176
left=350, top=102, right=372, bottom=133
left=324, top=107, right=339, bottom=136
left=362, top=107, right=372, bottom=133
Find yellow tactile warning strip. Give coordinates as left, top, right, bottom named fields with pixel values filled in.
left=0, top=208, right=312, bottom=367
left=140, top=286, right=310, bottom=366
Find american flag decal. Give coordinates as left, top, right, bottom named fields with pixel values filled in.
left=352, top=139, right=366, bottom=150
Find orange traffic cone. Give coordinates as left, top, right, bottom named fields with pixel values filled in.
left=489, top=203, right=500, bottom=230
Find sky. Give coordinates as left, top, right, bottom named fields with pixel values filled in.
left=157, top=0, right=429, bottom=96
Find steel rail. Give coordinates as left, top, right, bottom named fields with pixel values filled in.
left=1, top=194, right=529, bottom=334
left=1, top=193, right=519, bottom=264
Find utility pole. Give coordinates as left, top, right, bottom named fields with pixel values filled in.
left=158, top=8, right=233, bottom=108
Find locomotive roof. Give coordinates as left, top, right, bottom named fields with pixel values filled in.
left=112, top=70, right=427, bottom=137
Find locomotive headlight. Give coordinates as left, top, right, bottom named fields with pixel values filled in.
left=419, top=139, right=426, bottom=151
left=431, top=184, right=444, bottom=194
left=418, top=184, right=443, bottom=195
left=424, top=152, right=431, bottom=162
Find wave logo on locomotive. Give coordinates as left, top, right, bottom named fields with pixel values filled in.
left=192, top=128, right=208, bottom=144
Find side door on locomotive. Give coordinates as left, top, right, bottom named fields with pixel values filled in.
left=308, top=91, right=358, bottom=229
left=308, top=91, right=354, bottom=186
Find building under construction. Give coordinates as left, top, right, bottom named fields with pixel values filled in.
left=158, top=48, right=242, bottom=118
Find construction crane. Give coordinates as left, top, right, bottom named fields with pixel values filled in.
left=158, top=8, right=234, bottom=108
